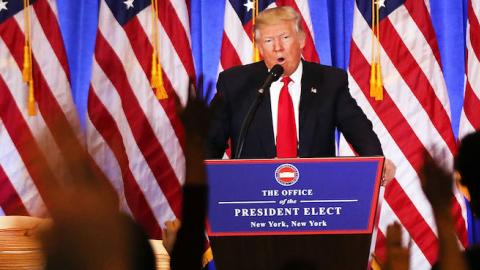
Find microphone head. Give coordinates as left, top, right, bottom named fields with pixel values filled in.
left=270, top=64, right=284, bottom=81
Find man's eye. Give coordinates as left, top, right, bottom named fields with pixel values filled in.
left=283, top=36, right=290, bottom=40
left=264, top=39, right=272, bottom=43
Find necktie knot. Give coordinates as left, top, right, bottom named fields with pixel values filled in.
left=281, top=76, right=292, bottom=85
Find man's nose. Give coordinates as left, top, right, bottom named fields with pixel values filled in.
left=273, top=38, right=284, bottom=51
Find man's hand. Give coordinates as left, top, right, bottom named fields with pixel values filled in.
left=385, top=222, right=410, bottom=270
left=161, top=219, right=182, bottom=255
left=382, top=159, right=396, bottom=186
left=419, top=154, right=454, bottom=215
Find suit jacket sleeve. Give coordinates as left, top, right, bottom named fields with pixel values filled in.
left=334, top=71, right=383, bottom=156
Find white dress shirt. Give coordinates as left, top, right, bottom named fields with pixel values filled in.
left=269, top=62, right=302, bottom=144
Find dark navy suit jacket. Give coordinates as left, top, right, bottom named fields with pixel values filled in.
left=206, top=60, right=383, bottom=159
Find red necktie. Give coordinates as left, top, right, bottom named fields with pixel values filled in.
left=276, top=76, right=297, bottom=158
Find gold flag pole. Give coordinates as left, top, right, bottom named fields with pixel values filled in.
left=252, top=0, right=260, bottom=62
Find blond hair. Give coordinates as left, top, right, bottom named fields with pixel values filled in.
left=253, top=6, right=304, bottom=41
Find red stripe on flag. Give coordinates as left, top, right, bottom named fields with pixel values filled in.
left=404, top=0, right=442, bottom=66
left=0, top=77, right=59, bottom=212
left=88, top=89, right=163, bottom=238
left=94, top=33, right=183, bottom=216
left=451, top=197, right=468, bottom=245
left=0, top=165, right=29, bottom=216
left=385, top=181, right=438, bottom=264
left=464, top=81, right=480, bottom=128
left=157, top=0, right=195, bottom=78
left=380, top=18, right=457, bottom=154
left=220, top=34, right=243, bottom=69
left=1, top=17, right=97, bottom=188
left=122, top=18, right=186, bottom=151
left=243, top=20, right=254, bottom=41
left=374, top=229, right=386, bottom=262
left=32, top=0, right=71, bottom=81
left=350, top=41, right=442, bottom=264
left=468, top=0, right=480, bottom=61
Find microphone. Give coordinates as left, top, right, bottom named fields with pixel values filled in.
left=234, top=64, right=284, bottom=159
left=258, top=64, right=284, bottom=95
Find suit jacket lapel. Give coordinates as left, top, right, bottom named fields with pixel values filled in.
left=256, top=89, right=276, bottom=158
left=298, top=61, right=320, bottom=157
left=251, top=62, right=276, bottom=158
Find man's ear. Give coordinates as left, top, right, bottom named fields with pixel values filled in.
left=299, top=31, right=306, bottom=49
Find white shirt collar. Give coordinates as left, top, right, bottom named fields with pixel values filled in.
left=285, top=61, right=303, bottom=83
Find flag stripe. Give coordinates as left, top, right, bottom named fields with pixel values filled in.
left=347, top=70, right=439, bottom=237
left=0, top=0, right=82, bottom=218
left=380, top=18, right=456, bottom=153
left=460, top=0, right=480, bottom=138
left=12, top=7, right=81, bottom=135
left=222, top=1, right=256, bottom=66
left=220, top=35, right=243, bottom=68
left=1, top=17, right=82, bottom=178
left=351, top=8, right=468, bottom=246
left=0, top=165, right=29, bottom=216
left=89, top=58, right=178, bottom=233
left=88, top=0, right=193, bottom=241
left=0, top=76, right=59, bottom=212
left=385, top=181, right=437, bottom=263
left=98, top=6, right=186, bottom=185
left=88, top=89, right=163, bottom=237
left=464, top=81, right=480, bottom=128
left=388, top=5, right=452, bottom=116
left=403, top=0, right=442, bottom=65
left=32, top=0, right=70, bottom=80
left=347, top=70, right=467, bottom=267
left=351, top=6, right=454, bottom=161
left=374, top=229, right=386, bottom=262
left=122, top=18, right=186, bottom=148
left=351, top=38, right=467, bottom=247
left=376, top=201, right=431, bottom=269
left=156, top=0, right=195, bottom=78
left=349, top=41, right=458, bottom=264
left=94, top=32, right=182, bottom=216
left=0, top=118, right=46, bottom=216
left=468, top=1, right=480, bottom=61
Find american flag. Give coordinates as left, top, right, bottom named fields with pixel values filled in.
left=219, top=0, right=319, bottom=72
left=87, top=0, right=194, bottom=239
left=345, top=0, right=468, bottom=268
left=0, top=0, right=81, bottom=216
left=459, top=0, right=480, bottom=138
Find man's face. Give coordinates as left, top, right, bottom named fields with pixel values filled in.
left=256, top=21, right=305, bottom=76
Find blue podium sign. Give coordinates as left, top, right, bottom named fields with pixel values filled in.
left=206, top=157, right=383, bottom=236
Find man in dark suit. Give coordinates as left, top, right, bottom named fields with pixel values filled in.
left=207, top=6, right=395, bottom=179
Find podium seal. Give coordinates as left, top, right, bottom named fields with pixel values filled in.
left=275, top=164, right=299, bottom=186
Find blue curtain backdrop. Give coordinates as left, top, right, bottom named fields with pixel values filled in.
left=56, top=0, right=478, bottom=243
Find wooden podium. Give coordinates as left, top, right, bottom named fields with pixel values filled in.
left=206, top=157, right=384, bottom=270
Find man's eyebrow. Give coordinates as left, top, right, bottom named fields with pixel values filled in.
left=263, top=32, right=289, bottom=39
